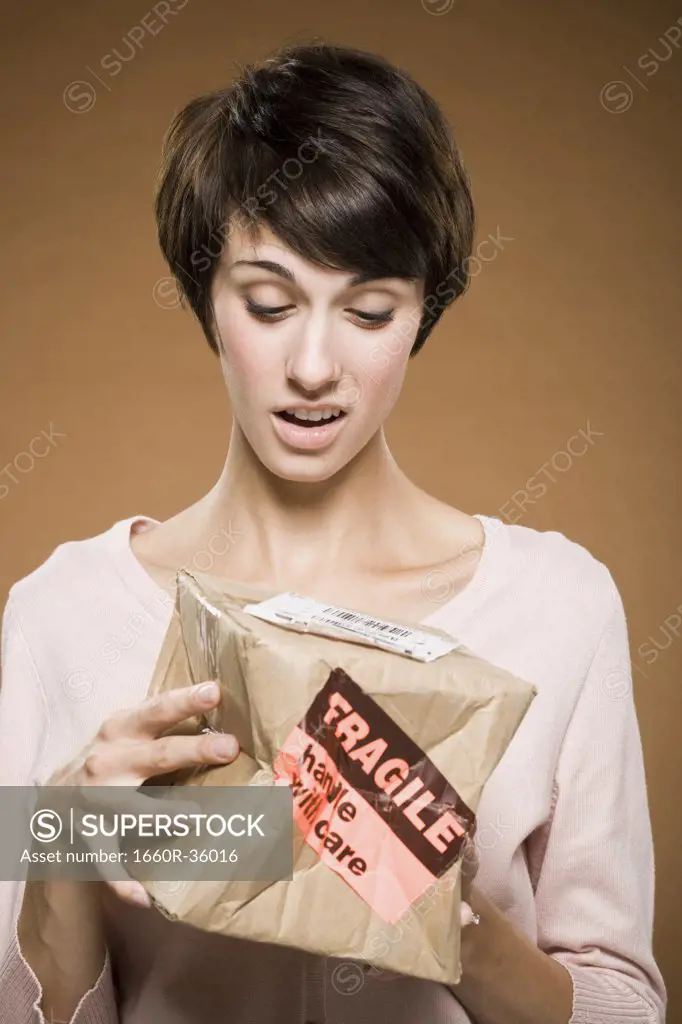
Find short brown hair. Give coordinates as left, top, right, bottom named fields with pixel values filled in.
left=154, top=40, right=475, bottom=358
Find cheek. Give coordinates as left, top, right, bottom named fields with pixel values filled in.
left=216, top=307, right=278, bottom=390
left=350, top=327, right=412, bottom=411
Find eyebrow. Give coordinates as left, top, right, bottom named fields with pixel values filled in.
left=230, top=259, right=405, bottom=290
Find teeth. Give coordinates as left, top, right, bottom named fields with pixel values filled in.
left=284, top=408, right=342, bottom=422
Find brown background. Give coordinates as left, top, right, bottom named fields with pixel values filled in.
left=1, top=0, right=680, bottom=1016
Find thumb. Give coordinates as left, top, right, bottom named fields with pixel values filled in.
left=460, top=900, right=476, bottom=927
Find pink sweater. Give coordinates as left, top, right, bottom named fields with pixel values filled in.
left=0, top=513, right=667, bottom=1023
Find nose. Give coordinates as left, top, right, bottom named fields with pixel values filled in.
left=285, top=317, right=342, bottom=396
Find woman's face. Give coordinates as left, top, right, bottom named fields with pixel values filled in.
left=210, top=221, right=425, bottom=483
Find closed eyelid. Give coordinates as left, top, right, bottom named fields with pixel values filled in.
left=246, top=298, right=393, bottom=315
left=244, top=299, right=395, bottom=329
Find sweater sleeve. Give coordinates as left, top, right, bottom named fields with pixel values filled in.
left=528, top=575, right=667, bottom=1024
left=0, top=592, right=119, bottom=1024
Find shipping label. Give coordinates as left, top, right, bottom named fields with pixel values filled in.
left=273, top=667, right=475, bottom=924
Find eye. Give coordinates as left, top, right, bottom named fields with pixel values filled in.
left=349, top=309, right=395, bottom=330
left=245, top=299, right=292, bottom=322
left=244, top=298, right=395, bottom=330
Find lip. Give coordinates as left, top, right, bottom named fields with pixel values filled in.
left=276, top=404, right=345, bottom=413
left=270, top=411, right=348, bottom=452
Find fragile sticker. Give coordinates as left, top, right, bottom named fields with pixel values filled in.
left=273, top=667, right=475, bottom=924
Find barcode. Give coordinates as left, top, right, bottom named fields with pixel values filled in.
left=244, top=591, right=460, bottom=663
left=319, top=607, right=412, bottom=638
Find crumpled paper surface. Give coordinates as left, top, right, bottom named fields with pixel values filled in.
left=140, top=569, right=536, bottom=985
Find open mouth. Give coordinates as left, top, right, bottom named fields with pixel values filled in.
left=275, top=410, right=347, bottom=428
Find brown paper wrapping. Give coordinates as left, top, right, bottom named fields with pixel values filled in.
left=140, top=569, right=536, bottom=985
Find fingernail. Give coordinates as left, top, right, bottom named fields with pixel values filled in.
left=460, top=901, right=474, bottom=927
left=197, top=681, right=220, bottom=704
left=211, top=735, right=238, bottom=759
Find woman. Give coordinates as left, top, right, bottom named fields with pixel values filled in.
left=0, top=41, right=666, bottom=1024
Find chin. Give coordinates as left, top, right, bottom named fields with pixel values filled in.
left=265, top=454, right=347, bottom=484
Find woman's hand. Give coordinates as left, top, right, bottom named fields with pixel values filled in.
left=459, top=829, right=480, bottom=912
left=45, top=680, right=239, bottom=907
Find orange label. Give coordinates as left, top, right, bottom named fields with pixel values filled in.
left=274, top=667, right=475, bottom=924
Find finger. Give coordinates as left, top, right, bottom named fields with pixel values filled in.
left=98, top=681, right=222, bottom=742
left=106, top=879, right=152, bottom=908
left=73, top=789, right=200, bottom=897
left=460, top=900, right=475, bottom=927
left=365, top=966, right=403, bottom=983
left=71, top=776, right=201, bottom=821
left=117, top=731, right=240, bottom=783
left=67, top=794, right=135, bottom=891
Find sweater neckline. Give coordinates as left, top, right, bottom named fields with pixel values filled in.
left=104, top=511, right=510, bottom=630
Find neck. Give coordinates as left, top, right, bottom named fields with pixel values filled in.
left=195, top=419, right=423, bottom=585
